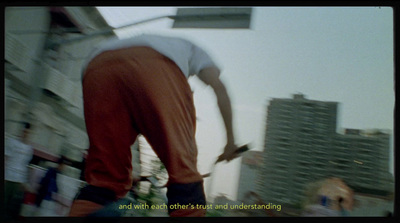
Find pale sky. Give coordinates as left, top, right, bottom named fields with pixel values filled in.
left=96, top=6, right=394, bottom=201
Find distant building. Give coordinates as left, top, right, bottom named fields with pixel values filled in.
left=236, top=151, right=263, bottom=202
left=257, top=93, right=393, bottom=213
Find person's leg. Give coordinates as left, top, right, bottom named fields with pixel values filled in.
left=69, top=49, right=139, bottom=217
left=82, top=59, right=140, bottom=196
left=167, top=182, right=207, bottom=217
left=114, top=47, right=206, bottom=216
left=68, top=200, right=103, bottom=217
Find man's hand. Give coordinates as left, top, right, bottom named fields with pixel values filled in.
left=216, top=144, right=250, bottom=163
left=216, top=142, right=240, bottom=163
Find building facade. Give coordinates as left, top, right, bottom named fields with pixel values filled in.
left=5, top=7, right=117, bottom=216
left=5, top=7, right=113, bottom=173
left=257, top=94, right=393, bottom=213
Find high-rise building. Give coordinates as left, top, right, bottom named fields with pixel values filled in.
left=257, top=94, right=393, bottom=208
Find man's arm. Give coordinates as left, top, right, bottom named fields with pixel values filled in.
left=197, top=67, right=238, bottom=162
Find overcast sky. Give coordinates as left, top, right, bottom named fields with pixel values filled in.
left=96, top=6, right=394, bottom=200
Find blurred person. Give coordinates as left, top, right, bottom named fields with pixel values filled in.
left=4, top=122, right=34, bottom=220
left=34, top=156, right=68, bottom=216
left=302, top=178, right=353, bottom=217
left=69, top=34, right=240, bottom=217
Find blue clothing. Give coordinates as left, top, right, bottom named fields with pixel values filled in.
left=35, top=168, right=59, bottom=206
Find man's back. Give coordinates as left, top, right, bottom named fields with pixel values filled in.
left=83, top=34, right=218, bottom=78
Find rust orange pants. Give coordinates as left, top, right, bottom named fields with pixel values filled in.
left=69, top=47, right=205, bottom=217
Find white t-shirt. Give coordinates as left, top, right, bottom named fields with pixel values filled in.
left=82, top=34, right=219, bottom=78
left=5, top=137, right=34, bottom=183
